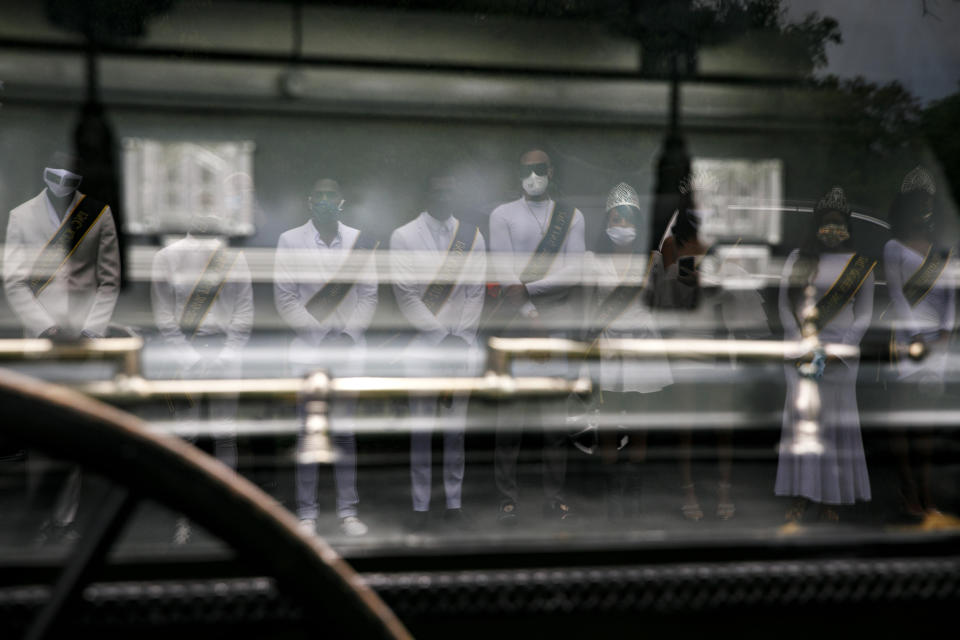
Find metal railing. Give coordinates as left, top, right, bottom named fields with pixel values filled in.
left=0, top=327, right=927, bottom=464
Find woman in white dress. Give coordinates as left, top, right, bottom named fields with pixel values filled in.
left=883, top=167, right=954, bottom=518
left=776, top=186, right=875, bottom=523
left=583, top=184, right=673, bottom=519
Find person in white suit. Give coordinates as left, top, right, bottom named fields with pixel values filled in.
left=274, top=178, right=377, bottom=538
left=3, top=151, right=120, bottom=542
left=151, top=205, right=254, bottom=544
left=390, top=175, right=486, bottom=531
left=4, top=152, right=120, bottom=340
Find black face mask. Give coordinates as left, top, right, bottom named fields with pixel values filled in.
left=309, top=195, right=342, bottom=229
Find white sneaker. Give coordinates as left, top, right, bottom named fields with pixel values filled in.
left=173, top=517, right=192, bottom=545
left=298, top=518, right=317, bottom=536
left=340, top=516, right=368, bottom=537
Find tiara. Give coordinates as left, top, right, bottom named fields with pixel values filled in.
left=900, top=166, right=936, bottom=195
left=815, top=186, right=850, bottom=215
left=678, top=169, right=719, bottom=196
left=606, top=182, right=640, bottom=211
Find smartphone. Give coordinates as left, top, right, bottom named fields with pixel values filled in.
left=678, top=256, right=696, bottom=275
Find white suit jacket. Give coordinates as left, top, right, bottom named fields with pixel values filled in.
left=274, top=220, right=377, bottom=354
left=3, top=189, right=120, bottom=337
left=151, top=235, right=254, bottom=369
left=389, top=213, right=486, bottom=347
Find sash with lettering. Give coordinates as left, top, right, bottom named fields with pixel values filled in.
left=807, top=253, right=877, bottom=334
left=903, top=247, right=952, bottom=308
left=179, top=245, right=240, bottom=340
left=27, top=194, right=109, bottom=296
left=586, top=251, right=656, bottom=344
left=421, top=221, right=480, bottom=315
left=305, top=233, right=379, bottom=323
left=518, top=201, right=575, bottom=284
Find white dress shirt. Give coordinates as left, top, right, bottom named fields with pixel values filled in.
left=390, top=212, right=487, bottom=346
left=274, top=220, right=378, bottom=350
left=151, top=234, right=254, bottom=368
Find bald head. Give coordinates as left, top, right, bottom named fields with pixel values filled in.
left=520, top=149, right=551, bottom=166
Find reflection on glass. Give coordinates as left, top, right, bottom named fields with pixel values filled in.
left=884, top=167, right=954, bottom=522
left=274, top=178, right=377, bottom=538
left=777, top=186, right=875, bottom=523
left=488, top=149, right=586, bottom=525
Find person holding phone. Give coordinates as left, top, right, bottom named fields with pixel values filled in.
left=659, top=173, right=769, bottom=522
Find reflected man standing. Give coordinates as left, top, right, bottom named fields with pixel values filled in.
left=487, top=149, right=586, bottom=525
left=274, top=178, right=378, bottom=537
left=3, top=151, right=121, bottom=541
left=150, top=196, right=254, bottom=470
left=390, top=175, right=487, bottom=531
left=151, top=190, right=254, bottom=544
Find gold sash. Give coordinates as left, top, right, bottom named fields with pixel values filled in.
left=179, top=246, right=240, bottom=340
left=518, top=201, right=574, bottom=284
left=903, top=246, right=952, bottom=308
left=808, top=253, right=876, bottom=334
left=305, top=233, right=379, bottom=323
left=27, top=194, right=108, bottom=295
left=421, top=221, right=479, bottom=316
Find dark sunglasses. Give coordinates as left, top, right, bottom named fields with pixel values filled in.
left=45, top=169, right=81, bottom=188
left=518, top=162, right=550, bottom=178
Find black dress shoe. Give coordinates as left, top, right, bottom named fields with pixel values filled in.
left=497, top=500, right=518, bottom=527
left=443, top=508, right=473, bottom=531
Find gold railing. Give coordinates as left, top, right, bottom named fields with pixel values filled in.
left=0, top=331, right=927, bottom=463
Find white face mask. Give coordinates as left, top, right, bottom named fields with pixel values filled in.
left=44, top=167, right=82, bottom=198
left=606, top=226, right=636, bottom=247
left=521, top=172, right=549, bottom=197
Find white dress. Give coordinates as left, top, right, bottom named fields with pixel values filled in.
left=585, top=250, right=672, bottom=393
left=883, top=239, right=954, bottom=384
left=775, top=250, right=874, bottom=504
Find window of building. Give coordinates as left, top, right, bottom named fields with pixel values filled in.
left=121, top=138, right=256, bottom=236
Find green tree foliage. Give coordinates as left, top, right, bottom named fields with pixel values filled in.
left=921, top=87, right=960, bottom=205
left=809, top=77, right=925, bottom=209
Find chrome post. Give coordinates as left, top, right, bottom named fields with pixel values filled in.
left=298, top=370, right=337, bottom=465
left=789, top=284, right=825, bottom=456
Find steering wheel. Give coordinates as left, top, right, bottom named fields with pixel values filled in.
left=0, top=368, right=410, bottom=639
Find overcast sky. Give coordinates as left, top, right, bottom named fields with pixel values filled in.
left=784, top=0, right=960, bottom=103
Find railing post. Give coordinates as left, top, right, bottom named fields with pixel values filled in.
left=298, top=370, right=336, bottom=464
